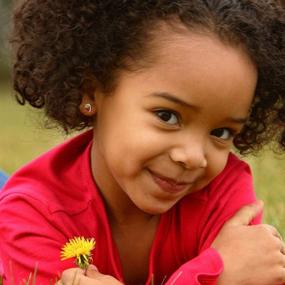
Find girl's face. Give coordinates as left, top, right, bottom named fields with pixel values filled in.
left=90, top=29, right=257, bottom=216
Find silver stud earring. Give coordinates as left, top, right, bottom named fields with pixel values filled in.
left=84, top=103, right=92, bottom=113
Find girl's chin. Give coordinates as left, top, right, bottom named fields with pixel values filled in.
left=135, top=198, right=178, bottom=215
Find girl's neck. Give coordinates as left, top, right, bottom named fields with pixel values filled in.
left=108, top=203, right=159, bottom=285
left=105, top=199, right=159, bottom=227
left=101, top=183, right=159, bottom=228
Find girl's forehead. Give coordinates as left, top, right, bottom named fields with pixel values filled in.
left=112, top=28, right=257, bottom=117
left=126, top=26, right=257, bottom=85
left=111, top=42, right=254, bottom=108
left=128, top=21, right=255, bottom=74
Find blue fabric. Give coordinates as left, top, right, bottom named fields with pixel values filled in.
left=0, top=170, right=8, bottom=190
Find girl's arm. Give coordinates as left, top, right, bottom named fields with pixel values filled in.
left=165, top=202, right=285, bottom=285
left=57, top=203, right=285, bottom=285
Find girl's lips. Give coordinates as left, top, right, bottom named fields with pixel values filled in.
left=149, top=171, right=192, bottom=194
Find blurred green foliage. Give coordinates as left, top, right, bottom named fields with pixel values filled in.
left=0, top=0, right=12, bottom=82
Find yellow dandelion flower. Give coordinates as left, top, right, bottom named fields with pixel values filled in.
left=61, top=237, right=96, bottom=269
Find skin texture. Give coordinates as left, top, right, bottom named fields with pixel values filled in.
left=57, top=266, right=123, bottom=285
left=213, top=202, right=285, bottom=285
left=90, top=31, right=257, bottom=220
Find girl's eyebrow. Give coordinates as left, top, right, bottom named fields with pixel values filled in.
left=147, top=92, right=200, bottom=110
left=225, top=116, right=248, bottom=124
left=147, top=92, right=248, bottom=124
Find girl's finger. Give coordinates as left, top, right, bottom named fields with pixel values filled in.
left=60, top=267, right=85, bottom=285
left=85, top=264, right=99, bottom=277
left=262, top=224, right=283, bottom=241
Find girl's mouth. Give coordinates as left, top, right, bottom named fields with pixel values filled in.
left=149, top=170, right=193, bottom=194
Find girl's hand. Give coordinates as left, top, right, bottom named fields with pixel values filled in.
left=57, top=265, right=124, bottom=285
left=212, top=202, right=285, bottom=285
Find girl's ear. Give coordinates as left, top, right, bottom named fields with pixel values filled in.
left=79, top=71, right=98, bottom=116
left=79, top=94, right=97, bottom=116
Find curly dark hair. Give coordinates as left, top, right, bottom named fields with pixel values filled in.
left=11, top=0, right=285, bottom=154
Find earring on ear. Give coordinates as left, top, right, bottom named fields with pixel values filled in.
left=84, top=103, right=93, bottom=113
left=80, top=102, right=96, bottom=116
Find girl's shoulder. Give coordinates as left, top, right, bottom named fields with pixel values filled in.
left=211, top=153, right=252, bottom=190
left=176, top=153, right=258, bottom=251
left=0, top=130, right=96, bottom=214
left=184, top=153, right=252, bottom=202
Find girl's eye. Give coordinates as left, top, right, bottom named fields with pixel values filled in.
left=211, top=128, right=234, bottom=140
left=155, top=110, right=179, bottom=125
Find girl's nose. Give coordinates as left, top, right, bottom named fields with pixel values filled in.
left=168, top=141, right=207, bottom=170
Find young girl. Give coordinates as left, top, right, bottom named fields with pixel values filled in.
left=1, top=0, right=285, bottom=284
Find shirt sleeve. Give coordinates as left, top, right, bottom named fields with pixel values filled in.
left=0, top=192, right=74, bottom=285
left=197, top=159, right=262, bottom=252
left=165, top=248, right=223, bottom=285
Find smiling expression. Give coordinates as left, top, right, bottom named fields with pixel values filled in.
left=89, top=27, right=257, bottom=216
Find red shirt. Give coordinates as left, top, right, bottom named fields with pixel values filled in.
left=0, top=131, right=260, bottom=285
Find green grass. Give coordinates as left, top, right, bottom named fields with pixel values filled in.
left=0, top=87, right=68, bottom=174
left=0, top=87, right=284, bottom=285
left=246, top=153, right=285, bottom=232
